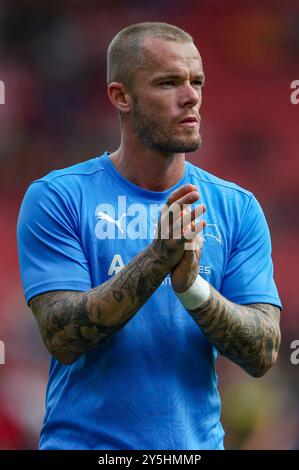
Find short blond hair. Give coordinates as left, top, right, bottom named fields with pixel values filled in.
left=107, top=22, right=193, bottom=90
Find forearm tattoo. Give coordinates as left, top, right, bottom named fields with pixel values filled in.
left=186, top=285, right=281, bottom=377
left=30, top=246, right=169, bottom=364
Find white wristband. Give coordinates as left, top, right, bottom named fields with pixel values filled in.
left=175, top=274, right=210, bottom=310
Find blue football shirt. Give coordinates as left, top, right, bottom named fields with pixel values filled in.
left=17, top=152, right=282, bottom=450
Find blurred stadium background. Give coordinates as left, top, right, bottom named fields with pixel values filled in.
left=0, top=0, right=298, bottom=449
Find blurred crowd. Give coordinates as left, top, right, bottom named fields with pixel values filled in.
left=0, top=0, right=298, bottom=449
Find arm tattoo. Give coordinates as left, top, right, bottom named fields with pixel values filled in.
left=30, top=246, right=169, bottom=364
left=186, top=286, right=281, bottom=377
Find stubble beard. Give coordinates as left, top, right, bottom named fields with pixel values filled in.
left=132, top=97, right=202, bottom=154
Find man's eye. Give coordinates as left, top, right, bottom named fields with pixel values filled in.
left=193, top=80, right=204, bottom=87
left=161, top=81, right=175, bottom=87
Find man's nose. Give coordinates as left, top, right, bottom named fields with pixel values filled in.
left=179, top=83, right=201, bottom=108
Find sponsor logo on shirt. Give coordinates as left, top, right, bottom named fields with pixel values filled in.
left=108, top=254, right=212, bottom=280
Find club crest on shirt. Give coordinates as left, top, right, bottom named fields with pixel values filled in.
left=202, top=224, right=222, bottom=245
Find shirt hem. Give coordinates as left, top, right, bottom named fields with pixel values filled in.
left=226, top=294, right=282, bottom=308
left=25, top=282, right=91, bottom=305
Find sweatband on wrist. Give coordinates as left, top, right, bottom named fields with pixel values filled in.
left=175, top=274, right=210, bottom=310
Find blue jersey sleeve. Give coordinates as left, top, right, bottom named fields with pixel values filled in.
left=17, top=180, right=92, bottom=304
left=220, top=195, right=282, bottom=308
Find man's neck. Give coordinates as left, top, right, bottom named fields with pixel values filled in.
left=109, top=144, right=186, bottom=192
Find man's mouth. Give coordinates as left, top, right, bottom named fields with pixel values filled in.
left=178, top=116, right=199, bottom=127
left=179, top=116, right=198, bottom=123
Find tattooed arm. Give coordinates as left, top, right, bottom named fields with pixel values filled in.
left=182, top=285, right=281, bottom=378
left=30, top=245, right=170, bottom=364
left=170, top=194, right=281, bottom=378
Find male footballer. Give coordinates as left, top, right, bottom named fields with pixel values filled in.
left=17, top=22, right=282, bottom=450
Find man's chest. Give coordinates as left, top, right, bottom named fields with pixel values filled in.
left=80, top=195, right=229, bottom=292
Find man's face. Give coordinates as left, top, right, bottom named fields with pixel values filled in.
left=130, top=38, right=204, bottom=153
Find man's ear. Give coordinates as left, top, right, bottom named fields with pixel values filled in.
left=107, top=82, right=131, bottom=114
